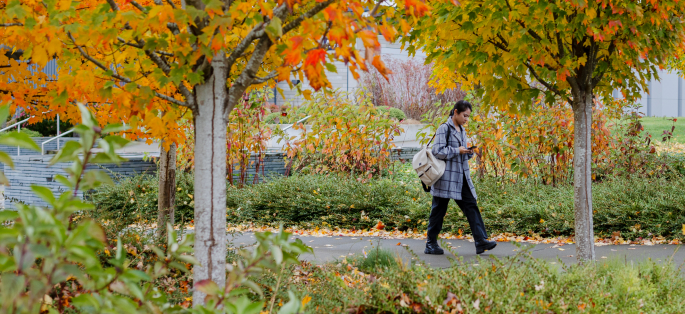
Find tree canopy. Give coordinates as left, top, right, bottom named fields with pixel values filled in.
left=404, top=0, right=685, bottom=112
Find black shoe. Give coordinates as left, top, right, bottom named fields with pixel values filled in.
left=424, top=242, right=444, bottom=255
left=475, top=240, right=497, bottom=254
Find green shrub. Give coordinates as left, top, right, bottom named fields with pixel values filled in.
left=0, top=128, right=43, bottom=137
left=226, top=173, right=421, bottom=231
left=25, top=117, right=74, bottom=136
left=93, top=162, right=685, bottom=240
left=265, top=111, right=281, bottom=124
left=287, top=249, right=685, bottom=313
left=87, top=171, right=195, bottom=226
left=377, top=106, right=406, bottom=121
left=351, top=246, right=398, bottom=273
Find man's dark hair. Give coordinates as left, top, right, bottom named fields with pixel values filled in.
left=450, top=100, right=473, bottom=116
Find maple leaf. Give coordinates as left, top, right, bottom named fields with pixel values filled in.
left=284, top=36, right=304, bottom=66
left=304, top=49, right=327, bottom=67
left=371, top=55, right=392, bottom=80
left=375, top=221, right=385, bottom=230
left=358, top=30, right=380, bottom=49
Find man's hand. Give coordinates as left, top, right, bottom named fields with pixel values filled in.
left=459, top=146, right=473, bottom=154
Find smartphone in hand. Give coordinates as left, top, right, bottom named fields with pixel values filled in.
left=468, top=145, right=478, bottom=150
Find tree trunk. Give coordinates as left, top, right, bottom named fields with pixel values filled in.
left=572, top=90, right=595, bottom=261
left=157, top=141, right=177, bottom=239
left=192, top=55, right=229, bottom=304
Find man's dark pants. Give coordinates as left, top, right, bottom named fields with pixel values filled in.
left=427, top=175, right=487, bottom=244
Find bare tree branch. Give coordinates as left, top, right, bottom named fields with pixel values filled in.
left=522, top=60, right=566, bottom=100
left=117, top=37, right=144, bottom=49
left=224, top=3, right=291, bottom=70
left=129, top=0, right=148, bottom=12
left=0, top=23, right=24, bottom=27
left=252, top=71, right=278, bottom=84
left=68, top=31, right=191, bottom=108
left=105, top=0, right=119, bottom=11
left=369, top=0, right=385, bottom=17
left=283, top=0, right=337, bottom=34
left=165, top=0, right=177, bottom=9
left=591, top=41, right=616, bottom=89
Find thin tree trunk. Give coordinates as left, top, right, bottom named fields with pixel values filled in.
left=193, top=55, right=229, bottom=303
left=572, top=91, right=595, bottom=261
left=157, top=141, right=177, bottom=239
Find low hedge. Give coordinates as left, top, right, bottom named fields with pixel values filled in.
left=90, top=163, right=685, bottom=240
left=288, top=251, right=685, bottom=313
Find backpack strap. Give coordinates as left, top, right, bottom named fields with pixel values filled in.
left=427, top=123, right=449, bottom=147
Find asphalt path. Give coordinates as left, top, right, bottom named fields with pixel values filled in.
left=229, top=232, right=685, bottom=268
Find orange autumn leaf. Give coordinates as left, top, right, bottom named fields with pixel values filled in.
left=358, top=30, right=380, bottom=49
left=371, top=55, right=392, bottom=80
left=375, top=221, right=385, bottom=230
left=284, top=36, right=304, bottom=66
left=304, top=49, right=327, bottom=67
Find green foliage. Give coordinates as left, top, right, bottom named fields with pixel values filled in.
left=350, top=245, right=398, bottom=274
left=25, top=117, right=73, bottom=137
left=0, top=103, right=313, bottom=313
left=275, top=90, right=402, bottom=178
left=226, top=173, right=420, bottom=231
left=404, top=0, right=685, bottom=110
left=222, top=161, right=685, bottom=240
left=377, top=106, right=407, bottom=121
left=291, top=248, right=685, bottom=313
left=12, top=128, right=43, bottom=137
left=86, top=171, right=195, bottom=228
left=95, top=159, right=685, bottom=241
left=639, top=117, right=685, bottom=144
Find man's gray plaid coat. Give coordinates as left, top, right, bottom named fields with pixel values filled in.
left=430, top=118, right=477, bottom=200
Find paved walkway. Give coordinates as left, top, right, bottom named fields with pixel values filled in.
left=229, top=232, right=685, bottom=268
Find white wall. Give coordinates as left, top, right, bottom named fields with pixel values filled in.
left=631, top=69, right=684, bottom=117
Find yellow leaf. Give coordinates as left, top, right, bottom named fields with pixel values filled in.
left=301, top=295, right=312, bottom=309
left=539, top=219, right=545, bottom=223
left=303, top=90, right=312, bottom=100
left=31, top=46, right=49, bottom=66
left=682, top=224, right=685, bottom=235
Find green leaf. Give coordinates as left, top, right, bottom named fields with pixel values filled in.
left=0, top=210, right=18, bottom=222
left=265, top=16, right=283, bottom=41
left=325, top=63, right=338, bottom=73
left=71, top=294, right=100, bottom=310
left=0, top=172, right=9, bottom=186
left=77, top=103, right=97, bottom=128
left=101, top=123, right=129, bottom=134
left=0, top=104, right=10, bottom=127
left=195, top=279, right=221, bottom=296
left=31, top=185, right=55, bottom=204
left=0, top=132, right=40, bottom=151
left=49, top=141, right=82, bottom=165
left=0, top=151, right=14, bottom=169
left=272, top=246, right=283, bottom=265
left=277, top=291, right=301, bottom=314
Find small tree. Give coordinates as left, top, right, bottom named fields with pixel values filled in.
left=404, top=0, right=685, bottom=261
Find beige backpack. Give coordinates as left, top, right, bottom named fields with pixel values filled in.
left=412, top=124, right=449, bottom=192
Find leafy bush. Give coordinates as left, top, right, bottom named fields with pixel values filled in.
left=377, top=106, right=407, bottom=121
left=0, top=103, right=313, bottom=313
left=0, top=128, right=43, bottom=137
left=226, top=173, right=421, bottom=231
left=287, top=248, right=685, bottom=313
left=86, top=171, right=195, bottom=227
left=25, top=117, right=74, bottom=137
left=224, top=165, right=685, bottom=240
left=94, top=159, right=685, bottom=241
left=276, top=90, right=402, bottom=178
